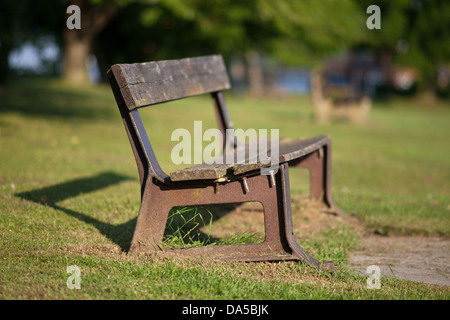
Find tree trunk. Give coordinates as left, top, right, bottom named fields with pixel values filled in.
left=62, top=0, right=117, bottom=85
left=246, top=51, right=265, bottom=98
left=63, top=29, right=91, bottom=85
left=92, top=40, right=109, bottom=83
left=0, top=40, right=12, bottom=85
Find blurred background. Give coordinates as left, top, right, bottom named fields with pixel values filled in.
left=1, top=0, right=449, bottom=102
left=1, top=2, right=450, bottom=294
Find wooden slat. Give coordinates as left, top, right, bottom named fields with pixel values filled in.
left=169, top=135, right=330, bottom=181
left=170, top=163, right=231, bottom=181
left=110, top=55, right=231, bottom=110
left=232, top=135, right=329, bottom=175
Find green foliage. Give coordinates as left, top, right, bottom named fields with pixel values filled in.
left=163, top=206, right=214, bottom=248
left=356, top=0, right=450, bottom=89
left=404, top=0, right=450, bottom=81
left=0, top=80, right=450, bottom=300
left=356, top=0, right=411, bottom=48
left=1, top=78, right=450, bottom=299
left=262, top=0, right=366, bottom=66
left=2, top=0, right=449, bottom=90
left=99, top=0, right=367, bottom=67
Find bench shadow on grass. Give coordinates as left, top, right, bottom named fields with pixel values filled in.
left=15, top=171, right=137, bottom=252
left=15, top=171, right=245, bottom=252
left=0, top=79, right=116, bottom=121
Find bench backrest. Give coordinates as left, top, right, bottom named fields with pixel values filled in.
left=107, top=54, right=234, bottom=186
left=108, top=55, right=231, bottom=110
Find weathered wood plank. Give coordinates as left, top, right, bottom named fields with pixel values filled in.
left=110, top=55, right=231, bottom=110
left=169, top=135, right=330, bottom=181
left=231, top=135, right=329, bottom=175
left=169, top=163, right=231, bottom=181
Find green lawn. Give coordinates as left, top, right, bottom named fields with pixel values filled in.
left=0, top=78, right=449, bottom=299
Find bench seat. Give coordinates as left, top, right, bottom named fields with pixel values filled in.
left=170, top=134, right=330, bottom=181
left=108, top=54, right=342, bottom=268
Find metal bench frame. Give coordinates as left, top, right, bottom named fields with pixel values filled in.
left=107, top=55, right=343, bottom=269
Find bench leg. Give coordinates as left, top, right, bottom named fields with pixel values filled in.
left=281, top=163, right=335, bottom=270
left=128, top=164, right=333, bottom=270
left=129, top=188, right=171, bottom=254
left=292, top=141, right=345, bottom=216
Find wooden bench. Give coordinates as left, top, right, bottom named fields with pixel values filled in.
left=311, top=70, right=371, bottom=124
left=107, top=55, right=343, bottom=269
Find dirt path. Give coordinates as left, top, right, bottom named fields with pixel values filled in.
left=197, top=199, right=450, bottom=287
left=348, top=235, right=450, bottom=287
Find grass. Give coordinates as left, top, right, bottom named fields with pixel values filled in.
left=0, top=78, right=449, bottom=300
left=163, top=206, right=215, bottom=248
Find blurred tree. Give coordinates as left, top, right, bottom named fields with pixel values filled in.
left=403, top=0, right=450, bottom=95
left=0, top=0, right=63, bottom=84
left=119, top=0, right=364, bottom=63
left=11, top=0, right=447, bottom=97
left=62, top=0, right=125, bottom=85
left=97, top=0, right=366, bottom=93
left=258, top=0, right=366, bottom=66
left=355, top=0, right=450, bottom=96
left=0, top=1, right=19, bottom=84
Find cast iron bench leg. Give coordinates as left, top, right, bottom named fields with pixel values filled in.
left=128, top=163, right=331, bottom=270
left=293, top=140, right=345, bottom=217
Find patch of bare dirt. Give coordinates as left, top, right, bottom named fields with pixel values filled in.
left=290, top=197, right=360, bottom=239
left=201, top=198, right=355, bottom=242
left=290, top=197, right=450, bottom=287
left=291, top=197, right=450, bottom=287
left=184, top=197, right=450, bottom=287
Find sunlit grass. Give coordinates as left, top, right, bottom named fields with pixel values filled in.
left=0, top=78, right=449, bottom=299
